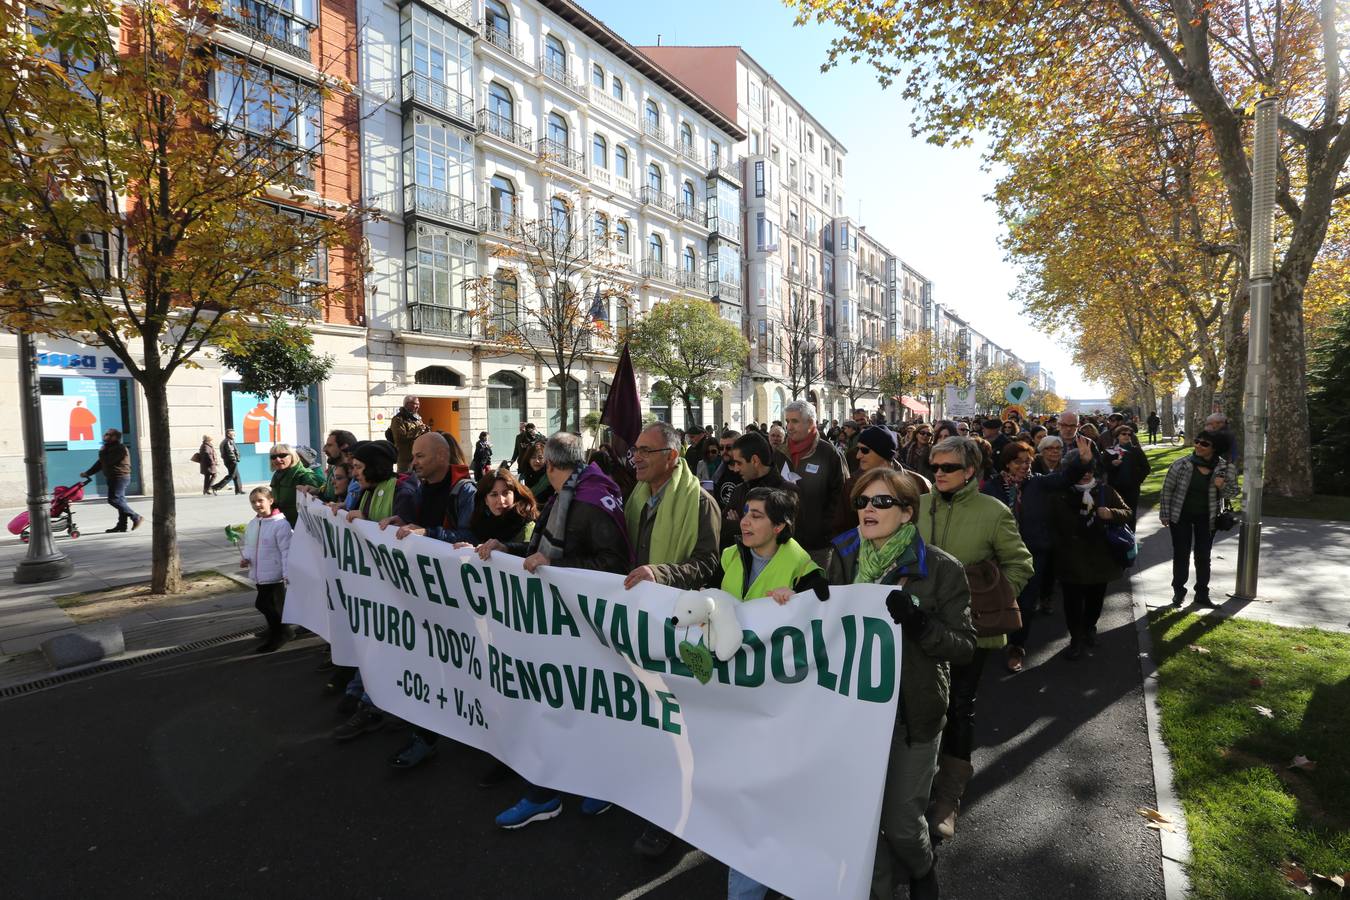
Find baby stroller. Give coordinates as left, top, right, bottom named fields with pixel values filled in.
left=7, top=478, right=92, bottom=542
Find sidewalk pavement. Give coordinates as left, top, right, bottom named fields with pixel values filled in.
left=0, top=490, right=271, bottom=680
left=1132, top=511, right=1350, bottom=633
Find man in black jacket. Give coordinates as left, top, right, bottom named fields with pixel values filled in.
left=781, top=401, right=847, bottom=566
left=81, top=428, right=142, bottom=532
left=722, top=431, right=797, bottom=549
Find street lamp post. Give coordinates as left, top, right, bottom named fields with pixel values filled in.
left=14, top=330, right=75, bottom=584
left=1233, top=97, right=1279, bottom=601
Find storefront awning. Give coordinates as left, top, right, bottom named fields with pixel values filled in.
left=898, top=396, right=929, bottom=416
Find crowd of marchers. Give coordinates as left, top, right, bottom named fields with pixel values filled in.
left=177, top=394, right=1239, bottom=900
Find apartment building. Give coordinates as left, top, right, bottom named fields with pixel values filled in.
left=639, top=45, right=846, bottom=426
left=0, top=0, right=368, bottom=505
left=1025, top=361, right=1057, bottom=395
left=358, top=0, right=745, bottom=452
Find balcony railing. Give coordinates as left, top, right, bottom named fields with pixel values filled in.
left=677, top=141, right=702, bottom=166
left=479, top=24, right=525, bottom=61
left=478, top=108, right=532, bottom=149
left=220, top=0, right=311, bottom=60
left=415, top=0, right=474, bottom=30
left=591, top=167, right=612, bottom=187
left=538, top=57, right=582, bottom=95
left=640, top=258, right=675, bottom=283
left=676, top=267, right=704, bottom=292
left=708, top=163, right=742, bottom=186
left=642, top=118, right=667, bottom=145
left=677, top=201, right=706, bottom=225
left=615, top=176, right=634, bottom=196
left=588, top=86, right=637, bottom=125
left=477, top=206, right=524, bottom=238
left=707, top=215, right=741, bottom=242
left=409, top=301, right=473, bottom=337
left=639, top=185, right=676, bottom=215
left=401, top=71, right=474, bottom=126
left=403, top=185, right=476, bottom=229
left=536, top=138, right=585, bottom=175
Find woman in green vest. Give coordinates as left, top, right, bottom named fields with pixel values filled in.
left=346, top=440, right=416, bottom=524
left=712, top=486, right=827, bottom=900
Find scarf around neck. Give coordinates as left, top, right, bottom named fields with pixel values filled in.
left=626, top=457, right=701, bottom=566
left=787, top=429, right=818, bottom=468
left=855, top=522, right=919, bottom=585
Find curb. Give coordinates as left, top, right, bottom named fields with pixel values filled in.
left=1131, top=583, right=1192, bottom=899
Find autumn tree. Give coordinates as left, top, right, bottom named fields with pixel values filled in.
left=0, top=0, right=364, bottom=592
left=783, top=291, right=822, bottom=400
left=629, top=297, right=748, bottom=426
left=975, top=361, right=1028, bottom=413
left=878, top=331, right=965, bottom=414
left=215, top=322, right=335, bottom=443
left=832, top=338, right=883, bottom=411
left=789, top=0, right=1350, bottom=498
left=469, top=200, right=632, bottom=435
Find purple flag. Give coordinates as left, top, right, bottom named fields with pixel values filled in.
left=600, top=342, right=642, bottom=456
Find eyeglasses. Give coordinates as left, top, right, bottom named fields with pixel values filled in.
left=853, top=494, right=908, bottom=510
left=933, top=462, right=967, bottom=474
left=857, top=446, right=874, bottom=455
left=632, top=446, right=674, bottom=458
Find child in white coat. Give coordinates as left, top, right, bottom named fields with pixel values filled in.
left=240, top=486, right=293, bottom=652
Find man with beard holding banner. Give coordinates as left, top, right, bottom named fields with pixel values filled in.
left=474, top=431, right=633, bottom=829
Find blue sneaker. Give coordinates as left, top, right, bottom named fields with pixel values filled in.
left=495, top=795, right=562, bottom=829
left=580, top=797, right=613, bottom=816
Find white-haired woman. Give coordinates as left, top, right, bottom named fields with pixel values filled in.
left=268, top=443, right=324, bottom=525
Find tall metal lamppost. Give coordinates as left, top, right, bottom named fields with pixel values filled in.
left=14, top=330, right=74, bottom=584
left=1233, top=97, right=1279, bottom=601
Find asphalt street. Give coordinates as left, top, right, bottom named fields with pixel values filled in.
left=0, top=581, right=1164, bottom=899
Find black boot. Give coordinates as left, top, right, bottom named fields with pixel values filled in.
left=910, top=863, right=940, bottom=900
left=1170, top=588, right=1186, bottom=607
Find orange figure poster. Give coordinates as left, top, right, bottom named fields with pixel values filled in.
left=242, top=401, right=276, bottom=444
left=68, top=400, right=97, bottom=441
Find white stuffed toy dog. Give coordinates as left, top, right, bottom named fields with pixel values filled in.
left=670, top=589, right=745, bottom=662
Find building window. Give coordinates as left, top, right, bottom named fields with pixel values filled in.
left=405, top=5, right=472, bottom=100
left=611, top=75, right=624, bottom=102
left=683, top=245, right=696, bottom=274
left=409, top=116, right=472, bottom=200
left=592, top=133, right=607, bottom=169
left=222, top=0, right=316, bottom=55
left=679, top=121, right=693, bottom=152
left=754, top=160, right=765, bottom=197
left=213, top=55, right=321, bottom=151
left=489, top=174, right=515, bottom=217
left=756, top=213, right=767, bottom=249
left=648, top=233, right=664, bottom=263
left=647, top=162, right=662, bottom=194
left=645, top=99, right=660, bottom=131
left=806, top=172, right=814, bottom=196
left=487, top=81, right=513, bottom=122
left=682, top=180, right=696, bottom=208
left=591, top=63, right=604, bottom=91
left=547, top=110, right=568, bottom=146
left=492, top=269, right=518, bottom=329
left=751, top=130, right=761, bottom=154
left=615, top=144, right=629, bottom=179
left=616, top=219, right=630, bottom=254
left=484, top=0, right=510, bottom=37
left=709, top=139, right=721, bottom=166
left=413, top=226, right=473, bottom=310
left=544, top=34, right=566, bottom=73
left=550, top=196, right=571, bottom=234
left=823, top=185, right=830, bottom=206
left=593, top=211, right=608, bottom=242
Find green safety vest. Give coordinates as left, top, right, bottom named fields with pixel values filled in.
left=719, top=538, right=820, bottom=601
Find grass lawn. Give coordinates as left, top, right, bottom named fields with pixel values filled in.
left=1139, top=444, right=1350, bottom=520
left=1139, top=445, right=1192, bottom=509
left=1149, top=610, right=1350, bottom=898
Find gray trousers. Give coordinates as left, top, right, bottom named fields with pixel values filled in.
left=871, top=733, right=940, bottom=899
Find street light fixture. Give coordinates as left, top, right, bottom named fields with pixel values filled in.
left=1233, top=97, right=1279, bottom=601
left=14, top=330, right=74, bottom=584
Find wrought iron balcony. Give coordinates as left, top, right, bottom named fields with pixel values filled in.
left=706, top=215, right=741, bottom=242
left=676, top=267, right=705, bottom=292
left=409, top=301, right=473, bottom=337
left=639, top=185, right=676, bottom=215
left=403, top=185, right=477, bottom=229
left=677, top=201, right=706, bottom=225
left=409, top=0, right=473, bottom=30
left=642, top=118, right=667, bottom=145
left=477, top=108, right=533, bottom=150
left=401, top=71, right=474, bottom=126
left=537, top=57, right=582, bottom=95
left=677, top=141, right=702, bottom=166
left=536, top=138, right=585, bottom=175
left=479, top=24, right=525, bottom=61
left=220, top=0, right=311, bottom=60
left=478, top=206, right=525, bottom=239
left=640, top=258, right=676, bottom=283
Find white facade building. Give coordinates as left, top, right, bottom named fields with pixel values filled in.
left=358, top=0, right=744, bottom=452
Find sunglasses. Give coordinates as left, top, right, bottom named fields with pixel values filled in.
left=1194, top=440, right=1212, bottom=448
left=917, top=431, right=932, bottom=437
left=933, top=462, right=967, bottom=474
left=269, top=454, right=289, bottom=460
left=853, top=494, right=907, bottom=510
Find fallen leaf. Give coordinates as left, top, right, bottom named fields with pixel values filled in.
left=1249, top=677, right=1264, bottom=688
left=1289, top=755, right=1317, bottom=772
left=1217, top=747, right=1232, bottom=758
left=1310, top=872, right=1345, bottom=891
left=1279, top=861, right=1313, bottom=894
left=1293, top=645, right=1310, bottom=653
left=1188, top=644, right=1211, bottom=654
left=1137, top=807, right=1176, bottom=831
left=1253, top=705, right=1275, bottom=718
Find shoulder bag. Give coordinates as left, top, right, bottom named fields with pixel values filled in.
left=963, top=558, right=1020, bottom=637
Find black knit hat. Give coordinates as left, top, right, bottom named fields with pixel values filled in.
left=352, top=439, right=397, bottom=469
left=858, top=426, right=898, bottom=462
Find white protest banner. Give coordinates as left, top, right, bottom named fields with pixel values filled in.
left=944, top=385, right=976, bottom=417
left=285, top=496, right=901, bottom=899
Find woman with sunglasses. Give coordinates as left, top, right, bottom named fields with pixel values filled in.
left=827, top=468, right=975, bottom=900
left=919, top=436, right=1033, bottom=841
left=267, top=443, right=325, bottom=525
left=1159, top=431, right=1238, bottom=607
left=906, top=424, right=936, bottom=482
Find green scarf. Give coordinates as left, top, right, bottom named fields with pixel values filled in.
left=625, top=457, right=701, bottom=566
left=855, top=522, right=919, bottom=585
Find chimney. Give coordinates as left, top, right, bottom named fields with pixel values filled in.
left=657, top=34, right=662, bottom=46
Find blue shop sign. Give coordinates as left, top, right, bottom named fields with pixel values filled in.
left=37, top=350, right=127, bottom=376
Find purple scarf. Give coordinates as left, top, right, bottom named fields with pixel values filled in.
left=573, top=463, right=634, bottom=568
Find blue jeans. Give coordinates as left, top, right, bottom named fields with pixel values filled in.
left=727, top=868, right=769, bottom=900
left=344, top=669, right=373, bottom=706
left=106, top=475, right=140, bottom=529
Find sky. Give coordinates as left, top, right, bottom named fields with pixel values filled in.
left=581, top=0, right=1108, bottom=398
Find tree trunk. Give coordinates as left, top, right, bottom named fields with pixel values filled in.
left=1264, top=277, right=1314, bottom=498
left=682, top=392, right=697, bottom=430
left=1161, top=391, right=1175, bottom=438
left=142, top=375, right=182, bottom=594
